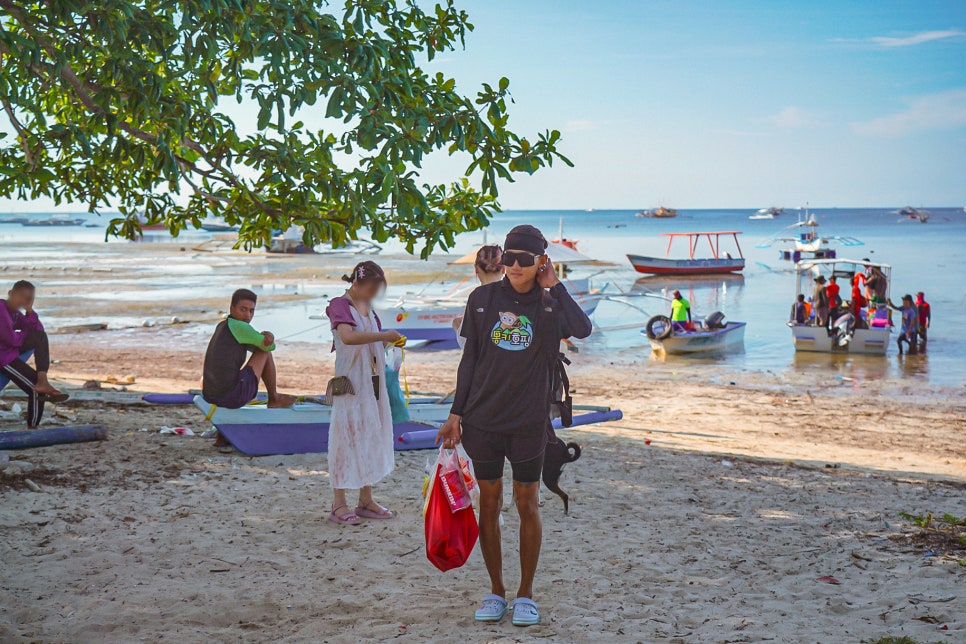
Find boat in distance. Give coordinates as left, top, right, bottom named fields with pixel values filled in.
left=636, top=206, right=678, bottom=219
left=627, top=231, right=745, bottom=275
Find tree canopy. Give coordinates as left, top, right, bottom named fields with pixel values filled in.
left=0, top=1, right=570, bottom=255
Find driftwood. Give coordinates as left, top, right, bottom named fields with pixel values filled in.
left=0, top=425, right=108, bottom=450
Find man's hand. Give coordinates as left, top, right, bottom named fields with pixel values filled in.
left=435, top=414, right=462, bottom=448
left=261, top=331, right=275, bottom=347
left=536, top=258, right=560, bottom=289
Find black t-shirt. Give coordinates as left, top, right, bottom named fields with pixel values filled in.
left=202, top=319, right=253, bottom=400
left=451, top=278, right=593, bottom=434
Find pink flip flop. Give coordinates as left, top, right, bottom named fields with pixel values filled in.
left=329, top=505, right=362, bottom=526
left=355, top=502, right=393, bottom=519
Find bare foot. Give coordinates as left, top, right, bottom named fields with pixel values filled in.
left=267, top=394, right=297, bottom=408
left=34, top=383, right=61, bottom=396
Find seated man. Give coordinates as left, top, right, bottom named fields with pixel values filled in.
left=790, top=294, right=807, bottom=325
left=0, top=280, right=69, bottom=428
left=202, top=289, right=295, bottom=410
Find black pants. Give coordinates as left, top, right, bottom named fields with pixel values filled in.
left=0, top=329, right=51, bottom=427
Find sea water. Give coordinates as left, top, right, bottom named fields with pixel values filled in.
left=2, top=208, right=964, bottom=387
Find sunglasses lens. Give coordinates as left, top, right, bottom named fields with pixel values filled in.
left=501, top=251, right=536, bottom=267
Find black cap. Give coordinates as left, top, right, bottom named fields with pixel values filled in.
left=504, top=225, right=547, bottom=256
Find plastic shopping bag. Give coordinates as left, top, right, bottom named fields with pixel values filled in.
left=385, top=347, right=410, bottom=424
left=425, top=454, right=479, bottom=572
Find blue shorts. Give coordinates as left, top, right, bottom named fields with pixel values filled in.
left=208, top=366, right=259, bottom=409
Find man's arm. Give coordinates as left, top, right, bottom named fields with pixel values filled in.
left=549, top=283, right=593, bottom=340
left=437, top=297, right=481, bottom=446
left=0, top=307, right=23, bottom=349
left=227, top=317, right=275, bottom=351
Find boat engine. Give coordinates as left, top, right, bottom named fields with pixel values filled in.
left=704, top=311, right=726, bottom=330
left=832, top=312, right=856, bottom=347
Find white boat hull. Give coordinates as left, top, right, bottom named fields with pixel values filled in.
left=790, top=325, right=890, bottom=355
left=648, top=322, right=746, bottom=354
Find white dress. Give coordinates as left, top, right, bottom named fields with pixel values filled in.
left=327, top=302, right=395, bottom=489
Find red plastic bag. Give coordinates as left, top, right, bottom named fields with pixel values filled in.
left=425, top=461, right=479, bottom=572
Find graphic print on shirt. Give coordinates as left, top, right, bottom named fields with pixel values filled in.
left=490, top=311, right=533, bottom=350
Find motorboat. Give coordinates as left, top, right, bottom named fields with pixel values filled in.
left=749, top=207, right=783, bottom=220
left=789, top=258, right=893, bottom=355
left=200, top=218, right=240, bottom=232
left=755, top=209, right=862, bottom=264
left=637, top=206, right=678, bottom=219
left=896, top=207, right=930, bottom=223
left=627, top=231, right=745, bottom=275
left=642, top=310, right=745, bottom=354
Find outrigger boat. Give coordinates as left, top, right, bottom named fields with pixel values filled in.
left=756, top=210, right=863, bottom=264
left=789, top=258, right=893, bottom=355
left=627, top=231, right=745, bottom=276
left=379, top=242, right=606, bottom=344
left=636, top=206, right=678, bottom=219
left=896, top=206, right=930, bottom=223
left=749, top=207, right=783, bottom=220
left=643, top=311, right=745, bottom=355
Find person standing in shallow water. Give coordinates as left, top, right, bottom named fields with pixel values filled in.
left=437, top=225, right=592, bottom=627
left=324, top=261, right=403, bottom=526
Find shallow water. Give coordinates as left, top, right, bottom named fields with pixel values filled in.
left=2, top=208, right=964, bottom=387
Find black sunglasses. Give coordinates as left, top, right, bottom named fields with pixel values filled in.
left=500, top=250, right=540, bottom=268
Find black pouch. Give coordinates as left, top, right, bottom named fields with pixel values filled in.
left=550, top=352, right=573, bottom=427
left=371, top=357, right=380, bottom=401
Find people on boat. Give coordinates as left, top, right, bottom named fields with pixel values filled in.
left=670, top=290, right=691, bottom=332
left=436, top=224, right=592, bottom=628
left=790, top=294, right=808, bottom=325
left=812, top=276, right=830, bottom=329
left=863, top=263, right=888, bottom=303
left=453, top=244, right=504, bottom=350
left=826, top=276, right=841, bottom=310
left=915, top=292, right=931, bottom=346
left=888, top=294, right=919, bottom=355
left=324, top=261, right=403, bottom=526
left=849, top=276, right=868, bottom=325
left=0, top=281, right=69, bottom=428
left=202, top=289, right=296, bottom=413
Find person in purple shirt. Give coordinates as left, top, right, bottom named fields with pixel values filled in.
left=1, top=281, right=69, bottom=428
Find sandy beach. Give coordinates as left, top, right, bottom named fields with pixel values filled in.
left=2, top=243, right=965, bottom=643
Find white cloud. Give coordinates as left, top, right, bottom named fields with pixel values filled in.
left=832, top=29, right=966, bottom=48
left=562, top=119, right=597, bottom=132
left=851, top=88, right=966, bottom=136
left=768, top=107, right=828, bottom=129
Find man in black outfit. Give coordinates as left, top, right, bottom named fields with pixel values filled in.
left=437, top=225, right=592, bottom=627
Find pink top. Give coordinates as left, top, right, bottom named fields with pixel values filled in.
left=325, top=296, right=382, bottom=351
left=0, top=300, right=44, bottom=367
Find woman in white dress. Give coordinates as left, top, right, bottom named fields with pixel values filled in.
left=324, top=261, right=402, bottom=526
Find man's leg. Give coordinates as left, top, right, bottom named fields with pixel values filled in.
left=477, top=478, right=506, bottom=598
left=245, top=351, right=294, bottom=407
left=513, top=478, right=543, bottom=599
left=19, top=329, right=60, bottom=396
left=1, top=359, right=44, bottom=428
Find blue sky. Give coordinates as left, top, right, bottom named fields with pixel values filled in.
left=416, top=0, right=966, bottom=208
left=3, top=0, right=964, bottom=212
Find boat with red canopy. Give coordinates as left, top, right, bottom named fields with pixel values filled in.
left=627, top=231, right=745, bottom=275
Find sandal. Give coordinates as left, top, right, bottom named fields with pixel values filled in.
left=40, top=393, right=70, bottom=403
left=328, top=504, right=362, bottom=526
left=512, top=597, right=540, bottom=627
left=355, top=501, right=393, bottom=519
left=474, top=594, right=508, bottom=622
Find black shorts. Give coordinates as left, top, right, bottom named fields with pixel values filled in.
left=461, top=423, right=548, bottom=483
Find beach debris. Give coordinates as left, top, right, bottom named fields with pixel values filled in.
left=5, top=459, right=35, bottom=473
left=721, top=460, right=734, bottom=467
left=644, top=439, right=652, bottom=445
left=3, top=465, right=24, bottom=478
left=24, top=478, right=42, bottom=492
left=159, top=426, right=195, bottom=436
left=141, top=319, right=156, bottom=327
left=200, top=427, right=218, bottom=438
left=105, top=375, right=137, bottom=385
left=816, top=575, right=841, bottom=585
left=82, top=380, right=101, bottom=390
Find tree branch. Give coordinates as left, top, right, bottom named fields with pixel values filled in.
left=1, top=99, right=36, bottom=165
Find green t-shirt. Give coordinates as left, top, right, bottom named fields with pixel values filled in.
left=671, top=297, right=690, bottom=322
left=227, top=317, right=275, bottom=351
